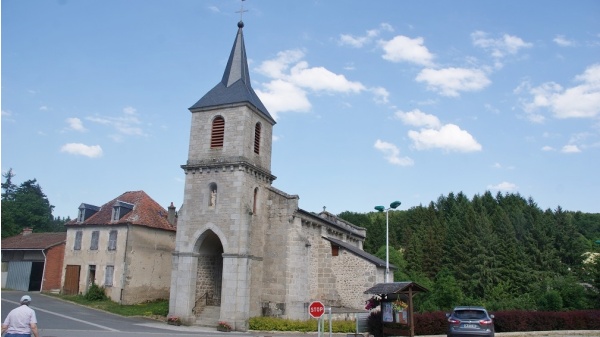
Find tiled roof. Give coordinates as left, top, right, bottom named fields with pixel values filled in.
left=66, top=190, right=175, bottom=231
left=1, top=232, right=66, bottom=250
left=189, top=21, right=276, bottom=125
left=324, top=236, right=395, bottom=269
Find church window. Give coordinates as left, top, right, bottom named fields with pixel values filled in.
left=331, top=244, right=339, bottom=257
left=253, top=187, right=258, bottom=214
left=253, top=122, right=261, bottom=154
left=211, top=116, right=225, bottom=148
left=209, top=183, right=217, bottom=207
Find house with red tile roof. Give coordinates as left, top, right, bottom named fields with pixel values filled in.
left=63, top=190, right=177, bottom=304
left=1, top=228, right=66, bottom=293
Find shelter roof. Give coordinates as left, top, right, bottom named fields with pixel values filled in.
left=364, top=281, right=429, bottom=295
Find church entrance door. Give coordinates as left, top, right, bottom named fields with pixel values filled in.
left=194, top=230, right=224, bottom=313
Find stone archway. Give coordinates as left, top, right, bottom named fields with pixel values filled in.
left=193, top=230, right=224, bottom=318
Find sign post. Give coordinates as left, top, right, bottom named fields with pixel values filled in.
left=309, top=301, right=325, bottom=337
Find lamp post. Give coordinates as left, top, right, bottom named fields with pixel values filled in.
left=374, top=200, right=401, bottom=283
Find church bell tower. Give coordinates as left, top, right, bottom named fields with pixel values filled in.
left=169, top=20, right=277, bottom=330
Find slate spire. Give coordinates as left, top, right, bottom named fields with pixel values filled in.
left=190, top=21, right=275, bottom=125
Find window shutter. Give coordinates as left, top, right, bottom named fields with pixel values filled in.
left=108, top=230, right=117, bottom=251
left=91, top=231, right=99, bottom=250
left=211, top=117, right=225, bottom=148
left=254, top=123, right=261, bottom=154
left=74, top=231, right=82, bottom=250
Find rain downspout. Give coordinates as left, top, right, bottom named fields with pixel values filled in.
left=120, top=225, right=130, bottom=304
left=40, top=249, right=47, bottom=292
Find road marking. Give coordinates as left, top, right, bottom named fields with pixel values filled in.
left=2, top=298, right=120, bottom=332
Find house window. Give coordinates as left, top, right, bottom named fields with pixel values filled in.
left=105, top=265, right=114, bottom=287
left=254, top=122, right=261, bottom=154
left=74, top=230, right=83, bottom=250
left=78, top=209, right=84, bottom=222
left=112, top=208, right=119, bottom=221
left=211, top=116, right=225, bottom=148
left=108, top=230, right=117, bottom=251
left=90, top=231, right=99, bottom=250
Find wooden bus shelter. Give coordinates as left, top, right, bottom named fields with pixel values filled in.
left=364, top=281, right=429, bottom=337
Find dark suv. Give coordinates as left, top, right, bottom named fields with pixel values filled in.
left=446, top=306, right=495, bottom=337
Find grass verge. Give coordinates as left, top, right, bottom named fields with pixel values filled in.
left=45, top=293, right=169, bottom=319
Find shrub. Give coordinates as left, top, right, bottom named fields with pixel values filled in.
left=84, top=283, right=107, bottom=301
left=248, top=316, right=356, bottom=333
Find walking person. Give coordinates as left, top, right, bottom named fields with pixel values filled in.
left=1, top=295, right=40, bottom=337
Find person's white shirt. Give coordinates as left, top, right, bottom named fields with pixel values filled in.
left=2, top=302, right=39, bottom=337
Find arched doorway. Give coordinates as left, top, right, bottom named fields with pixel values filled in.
left=193, top=230, right=224, bottom=317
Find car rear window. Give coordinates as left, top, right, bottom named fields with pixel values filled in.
left=454, top=310, right=487, bottom=319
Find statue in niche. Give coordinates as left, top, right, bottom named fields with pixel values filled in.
left=210, top=189, right=217, bottom=207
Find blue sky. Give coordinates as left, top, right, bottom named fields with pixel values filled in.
left=2, top=0, right=599, bottom=219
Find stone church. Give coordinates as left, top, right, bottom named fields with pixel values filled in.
left=169, top=20, right=391, bottom=331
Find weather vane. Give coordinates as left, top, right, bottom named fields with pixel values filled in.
left=236, top=0, right=248, bottom=21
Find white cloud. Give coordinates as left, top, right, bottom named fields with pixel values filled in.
left=65, top=117, right=87, bottom=132
left=256, top=80, right=311, bottom=118
left=541, top=146, right=555, bottom=151
left=553, top=35, right=575, bottom=47
left=338, top=23, right=394, bottom=48
left=289, top=62, right=365, bottom=93
left=370, top=87, right=389, bottom=104
left=374, top=140, right=414, bottom=166
left=561, top=144, right=581, bottom=153
left=2, top=110, right=15, bottom=122
left=520, top=64, right=600, bottom=120
left=255, top=49, right=369, bottom=116
left=471, top=31, right=532, bottom=58
left=256, top=50, right=304, bottom=79
left=60, top=143, right=103, bottom=158
left=379, top=35, right=434, bottom=66
left=39, top=106, right=49, bottom=111
left=394, top=109, right=482, bottom=153
left=416, top=67, right=491, bottom=97
left=408, top=124, right=482, bottom=152
left=487, top=181, right=518, bottom=192
left=395, top=109, right=441, bottom=128
left=87, top=106, right=145, bottom=139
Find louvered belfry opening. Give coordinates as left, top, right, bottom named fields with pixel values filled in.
left=253, top=122, right=261, bottom=154
left=211, top=116, right=225, bottom=148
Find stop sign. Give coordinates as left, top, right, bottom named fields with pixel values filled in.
left=309, top=301, right=325, bottom=318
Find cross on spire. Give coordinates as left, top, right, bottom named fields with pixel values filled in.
left=236, top=0, right=248, bottom=21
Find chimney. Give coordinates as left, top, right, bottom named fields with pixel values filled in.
left=167, top=202, right=177, bottom=227
left=21, top=228, right=33, bottom=236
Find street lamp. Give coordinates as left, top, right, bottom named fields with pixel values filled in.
left=374, top=200, right=401, bottom=283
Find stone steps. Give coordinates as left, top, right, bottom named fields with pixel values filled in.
left=195, top=305, right=220, bottom=327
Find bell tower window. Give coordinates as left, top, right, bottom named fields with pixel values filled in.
left=211, top=116, right=225, bottom=148
left=254, top=122, right=261, bottom=154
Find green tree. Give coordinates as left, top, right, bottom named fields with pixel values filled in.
left=1, top=172, right=55, bottom=237
left=430, top=268, right=464, bottom=310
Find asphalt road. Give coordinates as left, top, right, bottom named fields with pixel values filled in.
left=1, top=290, right=238, bottom=337
left=2, top=290, right=599, bottom=337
